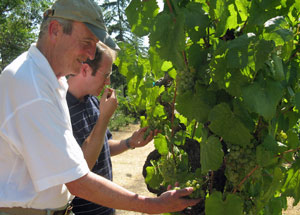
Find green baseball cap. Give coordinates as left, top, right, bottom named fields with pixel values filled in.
left=45, top=0, right=120, bottom=51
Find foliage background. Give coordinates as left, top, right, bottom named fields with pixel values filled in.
left=0, top=0, right=52, bottom=72
left=116, top=0, right=300, bottom=214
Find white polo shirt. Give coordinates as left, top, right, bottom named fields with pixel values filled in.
left=0, top=44, right=90, bottom=209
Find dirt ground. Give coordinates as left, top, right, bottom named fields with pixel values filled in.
left=110, top=123, right=300, bottom=215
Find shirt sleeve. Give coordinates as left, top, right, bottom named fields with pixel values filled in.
left=3, top=99, right=90, bottom=192
left=106, top=129, right=112, bottom=140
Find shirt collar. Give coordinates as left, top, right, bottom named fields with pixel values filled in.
left=28, top=43, right=60, bottom=90
left=67, top=92, right=94, bottom=106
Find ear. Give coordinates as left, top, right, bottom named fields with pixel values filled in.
left=48, top=20, right=61, bottom=43
left=81, top=63, right=91, bottom=77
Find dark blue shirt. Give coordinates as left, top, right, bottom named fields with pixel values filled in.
left=67, top=92, right=114, bottom=215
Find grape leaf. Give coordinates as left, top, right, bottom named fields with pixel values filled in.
left=211, top=0, right=238, bottom=37
left=282, top=159, right=300, bottom=206
left=254, top=39, right=274, bottom=72
left=145, top=166, right=163, bottom=189
left=149, top=47, right=165, bottom=78
left=256, top=167, right=284, bottom=211
left=205, top=191, right=243, bottom=215
left=242, top=78, right=284, bottom=120
left=154, top=133, right=169, bottom=155
left=295, top=92, right=300, bottom=110
left=247, top=0, right=278, bottom=27
left=256, top=145, right=279, bottom=167
left=184, top=2, right=209, bottom=37
left=126, top=0, right=159, bottom=37
left=263, top=16, right=294, bottom=46
left=262, top=134, right=287, bottom=153
left=200, top=136, right=224, bottom=174
left=208, top=103, right=252, bottom=146
left=149, top=12, right=185, bottom=70
left=176, top=84, right=216, bottom=123
left=263, top=196, right=286, bottom=215
left=187, top=44, right=209, bottom=72
left=233, top=99, right=255, bottom=131
left=234, top=0, right=249, bottom=22
left=296, top=0, right=300, bottom=10
left=226, top=33, right=255, bottom=69
left=287, top=130, right=300, bottom=149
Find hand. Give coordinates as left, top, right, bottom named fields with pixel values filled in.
left=147, top=187, right=201, bottom=214
left=99, top=88, right=118, bottom=121
left=129, top=127, right=159, bottom=149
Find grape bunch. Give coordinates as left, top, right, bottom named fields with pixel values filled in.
left=174, top=178, right=205, bottom=199
left=158, top=155, right=177, bottom=184
left=176, top=69, right=195, bottom=94
left=143, top=117, right=165, bottom=140
left=185, top=179, right=205, bottom=199
left=225, top=143, right=257, bottom=188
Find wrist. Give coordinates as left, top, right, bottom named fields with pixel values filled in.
left=125, top=137, right=135, bottom=149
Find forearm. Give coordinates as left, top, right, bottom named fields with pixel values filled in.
left=108, top=139, right=129, bottom=156
left=66, top=172, right=156, bottom=213
left=81, top=115, right=110, bottom=169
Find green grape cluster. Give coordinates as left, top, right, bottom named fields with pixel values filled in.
left=173, top=178, right=205, bottom=199
left=158, top=156, right=177, bottom=184
left=185, top=178, right=205, bottom=199
left=225, top=143, right=256, bottom=188
left=176, top=69, right=195, bottom=94
left=143, top=118, right=165, bottom=140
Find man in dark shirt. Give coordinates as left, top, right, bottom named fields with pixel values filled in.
left=67, top=42, right=156, bottom=215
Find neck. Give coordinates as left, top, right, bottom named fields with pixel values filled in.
left=67, top=77, right=86, bottom=101
left=37, top=38, right=62, bottom=79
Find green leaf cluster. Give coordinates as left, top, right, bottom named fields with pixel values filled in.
left=120, top=0, right=300, bottom=214
left=0, top=0, right=52, bottom=72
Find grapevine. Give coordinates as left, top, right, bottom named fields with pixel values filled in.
left=120, top=0, right=300, bottom=214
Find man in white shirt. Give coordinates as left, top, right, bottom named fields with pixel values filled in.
left=0, top=0, right=200, bottom=214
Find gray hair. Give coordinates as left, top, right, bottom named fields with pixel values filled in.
left=38, top=16, right=73, bottom=39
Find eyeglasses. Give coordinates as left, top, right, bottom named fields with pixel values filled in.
left=104, top=71, right=112, bottom=80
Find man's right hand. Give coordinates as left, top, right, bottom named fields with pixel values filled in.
left=100, top=88, right=118, bottom=120
left=147, top=187, right=201, bottom=214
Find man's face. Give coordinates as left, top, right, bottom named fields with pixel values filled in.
left=53, top=21, right=99, bottom=77
left=88, top=53, right=113, bottom=96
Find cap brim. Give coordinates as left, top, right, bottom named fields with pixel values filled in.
left=84, top=22, right=120, bottom=51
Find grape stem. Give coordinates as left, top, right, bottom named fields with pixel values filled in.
left=253, top=116, right=267, bottom=141
left=232, top=147, right=300, bottom=193
left=171, top=87, right=177, bottom=138
left=192, top=121, right=198, bottom=140
left=209, top=171, right=214, bottom=193
left=276, top=147, right=300, bottom=165
left=280, top=147, right=300, bottom=154
left=233, top=165, right=260, bottom=194
left=165, top=0, right=174, bottom=15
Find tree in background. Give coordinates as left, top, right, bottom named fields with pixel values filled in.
left=0, top=0, right=52, bottom=73
left=98, top=0, right=149, bottom=94
left=97, top=0, right=150, bottom=129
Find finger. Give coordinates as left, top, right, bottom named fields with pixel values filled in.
left=175, top=187, right=194, bottom=197
left=139, top=127, right=148, bottom=132
left=101, top=90, right=108, bottom=101
left=167, top=184, right=172, bottom=191
left=144, top=131, right=154, bottom=143
left=154, top=129, right=161, bottom=136
left=108, top=89, right=115, bottom=98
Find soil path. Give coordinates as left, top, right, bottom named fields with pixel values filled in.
left=110, top=123, right=300, bottom=215
left=111, top=123, right=158, bottom=215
